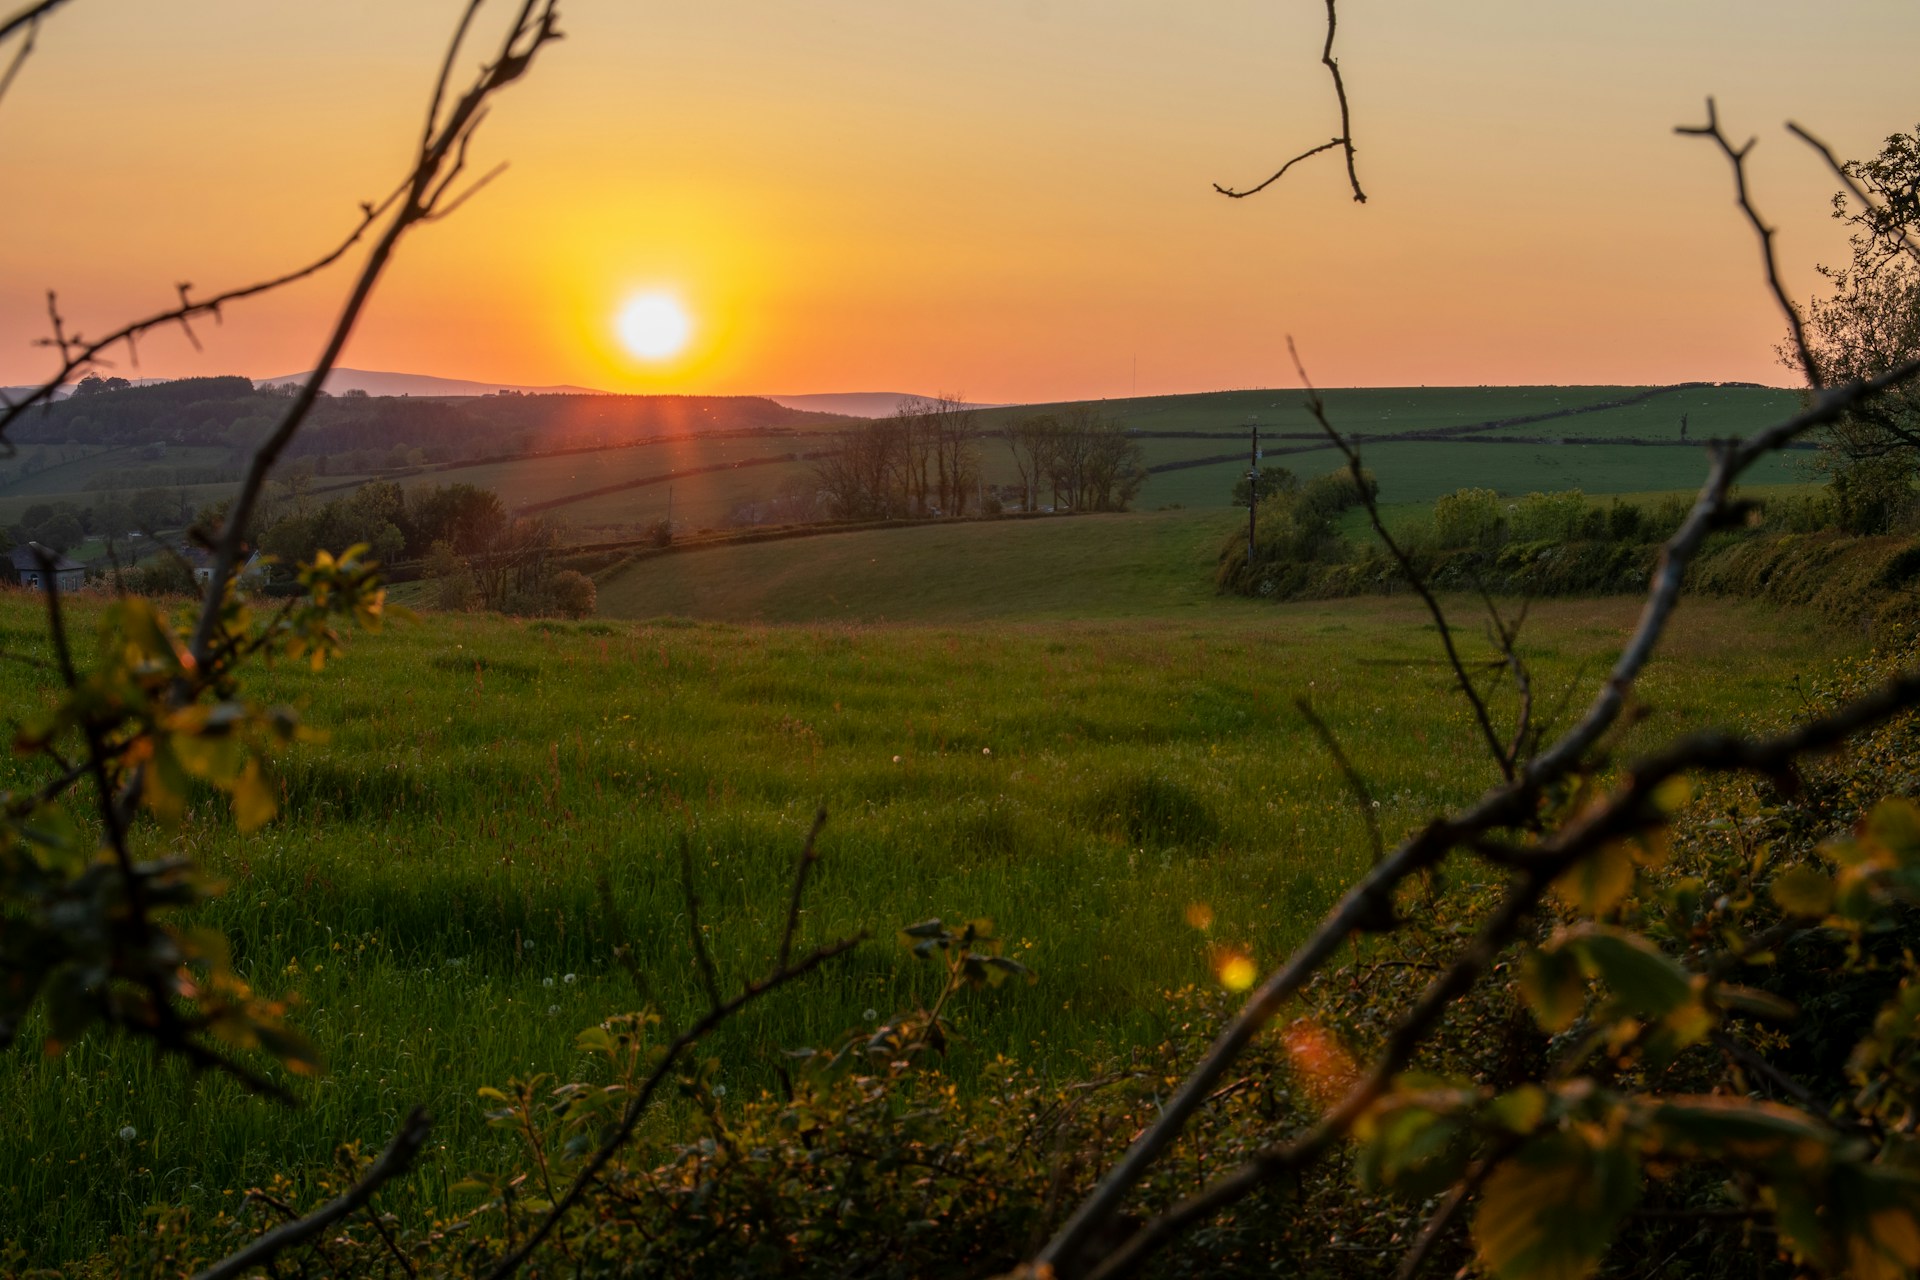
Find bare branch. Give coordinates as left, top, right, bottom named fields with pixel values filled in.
left=1678, top=100, right=1820, bottom=386
left=1215, top=0, right=1364, bottom=202
left=1289, top=338, right=1515, bottom=781
left=182, top=0, right=562, bottom=673
left=192, top=1107, right=431, bottom=1280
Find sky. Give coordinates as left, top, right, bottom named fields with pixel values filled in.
left=1, top=1, right=1917, bottom=403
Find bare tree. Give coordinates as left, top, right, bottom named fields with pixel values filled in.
left=1006, top=411, right=1060, bottom=512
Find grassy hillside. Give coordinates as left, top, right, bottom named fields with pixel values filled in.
left=0, top=588, right=1851, bottom=1259
left=591, top=509, right=1251, bottom=623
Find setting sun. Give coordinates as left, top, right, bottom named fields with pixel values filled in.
left=616, top=292, right=692, bottom=361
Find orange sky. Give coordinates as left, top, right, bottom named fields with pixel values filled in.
left=2, top=1, right=1916, bottom=402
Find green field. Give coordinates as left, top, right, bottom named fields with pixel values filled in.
left=0, top=582, right=1856, bottom=1259
left=0, top=386, right=1821, bottom=555
left=509, top=384, right=1815, bottom=533
left=592, top=509, right=1249, bottom=623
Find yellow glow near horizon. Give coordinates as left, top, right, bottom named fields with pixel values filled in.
left=616, top=292, right=692, bottom=362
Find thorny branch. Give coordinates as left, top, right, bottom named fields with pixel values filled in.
left=183, top=0, right=562, bottom=676
left=1215, top=0, right=1364, bottom=203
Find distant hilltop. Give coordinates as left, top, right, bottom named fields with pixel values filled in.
left=765, top=392, right=1002, bottom=418
left=256, top=368, right=609, bottom=398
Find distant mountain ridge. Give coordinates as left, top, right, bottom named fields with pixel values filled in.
left=257, top=368, right=609, bottom=398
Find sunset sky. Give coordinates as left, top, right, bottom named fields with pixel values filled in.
left=2, top=1, right=1916, bottom=403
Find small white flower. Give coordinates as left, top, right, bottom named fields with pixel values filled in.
left=712, top=1084, right=727, bottom=1098
left=892, top=755, right=902, bottom=764
left=981, top=747, right=991, bottom=756
left=863, top=1008, right=878, bottom=1022
left=523, top=939, right=535, bottom=950
left=542, top=977, right=555, bottom=988
left=118, top=1125, right=137, bottom=1142
left=563, top=973, right=577, bottom=984
left=548, top=1005, right=560, bottom=1016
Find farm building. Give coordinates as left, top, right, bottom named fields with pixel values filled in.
left=9, top=544, right=85, bottom=593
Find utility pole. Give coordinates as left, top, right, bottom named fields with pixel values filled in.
left=1247, top=422, right=1259, bottom=568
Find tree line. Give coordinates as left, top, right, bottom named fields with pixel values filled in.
left=811, top=398, right=1147, bottom=520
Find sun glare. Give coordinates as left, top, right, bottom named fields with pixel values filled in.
left=616, top=292, right=692, bottom=361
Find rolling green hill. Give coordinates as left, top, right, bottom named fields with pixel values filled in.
left=592, top=509, right=1250, bottom=623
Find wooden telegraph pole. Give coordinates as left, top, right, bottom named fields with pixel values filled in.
left=1247, top=423, right=1259, bottom=568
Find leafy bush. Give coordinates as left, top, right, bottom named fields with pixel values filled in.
left=1831, top=456, right=1917, bottom=534
left=1432, top=487, right=1504, bottom=549
left=1508, top=488, right=1590, bottom=543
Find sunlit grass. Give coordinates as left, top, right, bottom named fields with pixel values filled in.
left=0, top=589, right=1852, bottom=1258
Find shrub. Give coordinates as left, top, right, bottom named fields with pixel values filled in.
left=546, top=568, right=596, bottom=619
left=1605, top=499, right=1645, bottom=542
left=1508, top=488, right=1589, bottom=543
left=1432, top=487, right=1504, bottom=549
left=1830, top=456, right=1917, bottom=534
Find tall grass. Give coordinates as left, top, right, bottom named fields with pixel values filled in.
left=0, top=591, right=1850, bottom=1259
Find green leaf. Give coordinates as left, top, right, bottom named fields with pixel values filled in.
left=1771, top=865, right=1835, bottom=917
left=1519, top=945, right=1586, bottom=1034
left=1568, top=927, right=1692, bottom=1019
left=1867, top=798, right=1920, bottom=867
left=230, top=758, right=277, bottom=833
left=1551, top=843, right=1636, bottom=916
left=899, top=919, right=947, bottom=942
left=1472, top=1133, right=1641, bottom=1280
left=1486, top=1085, right=1550, bottom=1135
left=1647, top=1095, right=1832, bottom=1165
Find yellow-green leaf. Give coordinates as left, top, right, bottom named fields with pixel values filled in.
left=230, top=759, right=277, bottom=833
left=1551, top=842, right=1636, bottom=916
left=1519, top=945, right=1586, bottom=1034
left=1771, top=865, right=1835, bottom=917
left=1473, top=1134, right=1640, bottom=1280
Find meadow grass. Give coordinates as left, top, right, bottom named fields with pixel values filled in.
left=0, top=584, right=1853, bottom=1259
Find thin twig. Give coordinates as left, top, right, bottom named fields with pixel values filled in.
left=1788, top=121, right=1920, bottom=271
left=1678, top=100, right=1820, bottom=387
left=1215, top=0, right=1364, bottom=202
left=679, top=837, right=723, bottom=1013
left=778, top=807, right=828, bottom=971
left=1289, top=339, right=1515, bottom=780
left=193, top=1108, right=431, bottom=1280
left=1294, top=697, right=1383, bottom=864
